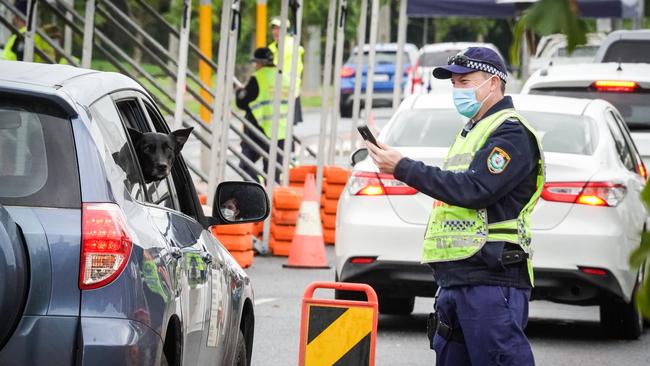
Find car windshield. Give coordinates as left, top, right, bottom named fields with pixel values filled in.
left=557, top=45, right=599, bottom=58
left=602, top=40, right=650, bottom=63
left=384, top=109, right=597, bottom=155
left=345, top=51, right=407, bottom=65
left=530, top=88, right=650, bottom=130
left=418, top=50, right=461, bottom=67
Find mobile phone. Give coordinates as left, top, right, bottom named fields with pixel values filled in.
left=357, top=125, right=379, bottom=147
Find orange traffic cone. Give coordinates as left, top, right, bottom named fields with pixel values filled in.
left=283, top=174, right=330, bottom=269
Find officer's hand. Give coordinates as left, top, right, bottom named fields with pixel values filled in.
left=366, top=141, right=403, bottom=175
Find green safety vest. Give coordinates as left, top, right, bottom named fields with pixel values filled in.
left=2, top=27, right=55, bottom=63
left=422, top=108, right=545, bottom=284
left=269, top=35, right=304, bottom=97
left=251, top=66, right=288, bottom=140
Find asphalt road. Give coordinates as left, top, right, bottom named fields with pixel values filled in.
left=247, top=246, right=650, bottom=366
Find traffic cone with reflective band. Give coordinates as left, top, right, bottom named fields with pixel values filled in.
left=283, top=174, right=329, bottom=269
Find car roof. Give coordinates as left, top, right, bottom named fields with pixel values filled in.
left=353, top=43, right=418, bottom=53
left=420, top=42, right=499, bottom=54
left=0, top=61, right=147, bottom=107
left=407, top=93, right=592, bottom=116
left=523, top=62, right=650, bottom=89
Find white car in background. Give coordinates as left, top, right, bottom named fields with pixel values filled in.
left=529, top=33, right=605, bottom=75
left=335, top=94, right=647, bottom=339
left=521, top=62, right=650, bottom=167
left=404, top=42, right=507, bottom=97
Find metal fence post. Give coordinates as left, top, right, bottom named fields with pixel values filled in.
left=262, top=0, right=290, bottom=254
left=392, top=0, right=407, bottom=111
left=328, top=0, right=347, bottom=165
left=23, top=0, right=36, bottom=62
left=173, top=0, right=192, bottom=130
left=81, top=0, right=96, bottom=68
left=363, top=0, right=380, bottom=128
left=348, top=0, right=367, bottom=152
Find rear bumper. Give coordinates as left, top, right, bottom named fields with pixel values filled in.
left=532, top=268, right=625, bottom=305
left=78, top=317, right=163, bottom=366
left=339, top=259, right=437, bottom=298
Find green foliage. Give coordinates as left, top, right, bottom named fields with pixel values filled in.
left=509, top=0, right=588, bottom=66
left=631, top=182, right=650, bottom=318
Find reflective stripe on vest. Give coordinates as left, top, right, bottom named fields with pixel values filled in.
left=422, top=109, right=545, bottom=284
left=250, top=66, right=289, bottom=140
left=269, top=35, right=304, bottom=97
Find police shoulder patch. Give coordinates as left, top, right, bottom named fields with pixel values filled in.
left=487, top=147, right=511, bottom=174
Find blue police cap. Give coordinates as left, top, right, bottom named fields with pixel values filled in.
left=432, top=47, right=508, bottom=83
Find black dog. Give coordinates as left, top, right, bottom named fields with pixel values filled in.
left=113, top=127, right=193, bottom=183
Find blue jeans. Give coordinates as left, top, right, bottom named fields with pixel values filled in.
left=431, top=286, right=535, bottom=366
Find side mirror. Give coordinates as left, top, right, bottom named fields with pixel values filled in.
left=211, top=181, right=270, bottom=225
left=351, top=148, right=368, bottom=167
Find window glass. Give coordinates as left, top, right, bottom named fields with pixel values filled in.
left=345, top=51, right=408, bottom=65
left=602, top=41, right=650, bottom=63
left=89, top=97, right=146, bottom=201
left=605, top=111, right=635, bottom=172
left=115, top=99, right=176, bottom=210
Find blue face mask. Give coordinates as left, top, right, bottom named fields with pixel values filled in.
left=452, top=76, right=494, bottom=119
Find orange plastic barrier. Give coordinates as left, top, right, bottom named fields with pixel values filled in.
left=272, top=207, right=300, bottom=225
left=323, top=199, right=338, bottom=214
left=212, top=223, right=254, bottom=236
left=298, top=282, right=378, bottom=366
left=215, top=234, right=253, bottom=252
left=274, top=186, right=304, bottom=210
left=322, top=212, right=336, bottom=230
left=231, top=250, right=254, bottom=269
left=271, top=221, right=296, bottom=241
left=290, top=165, right=317, bottom=183
left=210, top=226, right=255, bottom=268
left=323, top=228, right=335, bottom=245
left=270, top=237, right=292, bottom=257
left=324, top=166, right=351, bottom=185
left=324, top=183, right=346, bottom=200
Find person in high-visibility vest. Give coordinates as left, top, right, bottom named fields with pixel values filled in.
left=235, top=47, right=288, bottom=184
left=268, top=16, right=304, bottom=126
left=2, top=0, right=56, bottom=63
left=366, top=47, right=543, bottom=366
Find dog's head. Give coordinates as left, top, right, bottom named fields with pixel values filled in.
left=127, top=127, right=193, bottom=183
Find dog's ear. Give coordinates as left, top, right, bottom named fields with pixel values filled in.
left=171, top=127, right=193, bottom=153
left=127, top=128, right=143, bottom=145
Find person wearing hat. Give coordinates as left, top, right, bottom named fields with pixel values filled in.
left=366, top=47, right=543, bottom=365
left=2, top=0, right=56, bottom=62
left=268, top=16, right=304, bottom=125
left=235, top=47, right=288, bottom=184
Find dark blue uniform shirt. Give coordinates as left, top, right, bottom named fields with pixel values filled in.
left=393, top=96, right=540, bottom=288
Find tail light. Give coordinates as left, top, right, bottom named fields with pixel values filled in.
left=541, top=182, right=626, bottom=207
left=410, top=61, right=422, bottom=93
left=592, top=80, right=638, bottom=93
left=348, top=171, right=417, bottom=196
left=350, top=257, right=376, bottom=264
left=579, top=267, right=609, bottom=276
left=341, top=66, right=355, bottom=78
left=80, top=203, right=133, bottom=290
left=637, top=162, right=647, bottom=181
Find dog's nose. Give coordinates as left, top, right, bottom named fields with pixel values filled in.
left=156, top=163, right=169, bottom=171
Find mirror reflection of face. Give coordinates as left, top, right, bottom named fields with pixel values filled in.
left=220, top=198, right=239, bottom=221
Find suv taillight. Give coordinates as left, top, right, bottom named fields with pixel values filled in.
left=348, top=171, right=417, bottom=196
left=637, top=162, right=647, bottom=181
left=541, top=182, right=627, bottom=207
left=80, top=203, right=132, bottom=290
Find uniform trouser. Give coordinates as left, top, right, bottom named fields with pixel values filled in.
left=432, top=285, right=535, bottom=366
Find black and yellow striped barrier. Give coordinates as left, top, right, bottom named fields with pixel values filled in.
left=298, top=282, right=378, bottom=365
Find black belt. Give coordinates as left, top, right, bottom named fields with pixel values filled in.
left=427, top=312, right=465, bottom=345
left=501, top=250, right=528, bottom=266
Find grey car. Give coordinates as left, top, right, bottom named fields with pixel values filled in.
left=0, top=61, right=268, bottom=366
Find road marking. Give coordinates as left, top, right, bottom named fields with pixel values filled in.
left=255, top=298, right=278, bottom=306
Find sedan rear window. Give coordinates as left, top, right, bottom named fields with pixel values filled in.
left=384, top=109, right=597, bottom=155
left=602, top=41, right=650, bottom=63
left=0, top=94, right=80, bottom=208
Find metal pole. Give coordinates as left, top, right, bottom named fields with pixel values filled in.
left=316, top=0, right=337, bottom=195
left=422, top=17, right=428, bottom=45
left=348, top=0, right=367, bottom=152
left=199, top=0, right=213, bottom=123
left=327, top=0, right=347, bottom=165
left=23, top=0, right=36, bottom=62
left=217, top=0, right=241, bottom=182
left=281, top=0, right=303, bottom=186
left=207, top=0, right=232, bottom=206
left=392, top=0, right=407, bottom=111
left=173, top=0, right=192, bottom=130
left=63, top=0, right=73, bottom=54
left=363, top=0, right=380, bottom=128
left=262, top=0, right=289, bottom=253
left=81, top=0, right=96, bottom=68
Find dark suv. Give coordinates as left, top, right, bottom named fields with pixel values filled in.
left=0, top=61, right=268, bottom=366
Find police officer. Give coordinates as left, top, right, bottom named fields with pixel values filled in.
left=366, top=47, right=544, bottom=366
left=235, top=47, right=289, bottom=184
left=268, top=16, right=304, bottom=125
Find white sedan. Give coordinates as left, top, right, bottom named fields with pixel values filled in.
left=335, top=94, right=647, bottom=339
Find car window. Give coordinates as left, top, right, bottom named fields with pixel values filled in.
left=556, top=45, right=599, bottom=58
left=142, top=101, right=199, bottom=220
left=0, top=94, right=80, bottom=208
left=529, top=88, right=650, bottom=131
left=89, top=96, right=146, bottom=202
left=345, top=51, right=407, bottom=65
left=418, top=50, right=460, bottom=67
left=605, top=111, right=635, bottom=172
left=602, top=40, right=650, bottom=63
left=115, top=98, right=176, bottom=210
left=384, top=109, right=597, bottom=155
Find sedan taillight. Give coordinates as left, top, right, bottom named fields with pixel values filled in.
left=80, top=203, right=133, bottom=290
left=349, top=171, right=417, bottom=196
left=541, top=182, right=626, bottom=207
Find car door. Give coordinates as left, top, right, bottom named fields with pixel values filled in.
left=138, top=96, right=234, bottom=364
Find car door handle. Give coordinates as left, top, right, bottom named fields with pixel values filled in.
left=201, top=252, right=213, bottom=264
left=169, top=247, right=183, bottom=259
